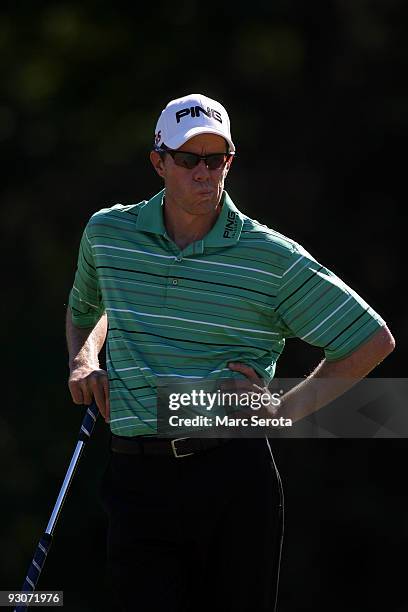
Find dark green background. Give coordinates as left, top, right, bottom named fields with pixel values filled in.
left=1, top=2, right=406, bottom=610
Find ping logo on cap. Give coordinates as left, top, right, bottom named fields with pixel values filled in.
left=176, top=106, right=223, bottom=124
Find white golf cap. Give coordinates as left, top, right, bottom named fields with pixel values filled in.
left=154, top=93, right=235, bottom=153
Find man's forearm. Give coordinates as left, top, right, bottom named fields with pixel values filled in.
left=66, top=308, right=108, bottom=370
left=279, top=325, right=395, bottom=423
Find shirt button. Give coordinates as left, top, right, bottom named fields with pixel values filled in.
left=175, top=256, right=182, bottom=262
left=172, top=279, right=178, bottom=285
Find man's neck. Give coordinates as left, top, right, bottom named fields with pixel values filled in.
left=163, top=197, right=222, bottom=250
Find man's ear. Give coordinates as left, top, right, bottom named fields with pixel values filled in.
left=224, top=155, right=234, bottom=177
left=150, top=150, right=165, bottom=178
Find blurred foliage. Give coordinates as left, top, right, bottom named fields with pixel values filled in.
left=1, top=2, right=407, bottom=610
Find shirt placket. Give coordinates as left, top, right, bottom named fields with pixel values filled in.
left=164, top=239, right=204, bottom=307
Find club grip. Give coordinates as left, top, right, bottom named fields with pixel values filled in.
left=78, top=401, right=99, bottom=442
left=14, top=533, right=53, bottom=612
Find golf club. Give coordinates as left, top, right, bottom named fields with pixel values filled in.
left=14, top=401, right=100, bottom=612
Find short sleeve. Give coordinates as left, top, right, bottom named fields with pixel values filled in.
left=276, top=243, right=386, bottom=361
left=68, top=225, right=105, bottom=328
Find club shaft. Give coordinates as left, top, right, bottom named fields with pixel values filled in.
left=45, top=440, right=85, bottom=535
left=15, top=402, right=99, bottom=612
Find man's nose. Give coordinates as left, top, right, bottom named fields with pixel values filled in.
left=192, top=159, right=211, bottom=179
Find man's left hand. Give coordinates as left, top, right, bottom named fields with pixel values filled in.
left=226, top=362, right=278, bottom=415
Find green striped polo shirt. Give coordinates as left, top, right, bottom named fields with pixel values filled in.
left=68, top=189, right=386, bottom=436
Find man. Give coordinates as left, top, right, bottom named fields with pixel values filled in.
left=66, top=93, right=395, bottom=611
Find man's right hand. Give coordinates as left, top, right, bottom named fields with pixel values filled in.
left=68, top=366, right=110, bottom=423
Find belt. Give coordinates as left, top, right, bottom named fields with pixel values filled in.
left=111, top=435, right=228, bottom=459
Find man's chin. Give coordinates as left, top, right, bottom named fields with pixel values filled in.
left=194, top=198, right=219, bottom=213
left=195, top=191, right=220, bottom=205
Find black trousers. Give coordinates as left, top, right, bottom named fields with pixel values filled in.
left=100, top=437, right=284, bottom=612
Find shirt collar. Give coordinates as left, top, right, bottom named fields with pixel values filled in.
left=203, top=191, right=244, bottom=247
left=135, top=189, right=167, bottom=236
left=135, top=188, right=244, bottom=247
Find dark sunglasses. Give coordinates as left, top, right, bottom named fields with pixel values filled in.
left=156, top=146, right=234, bottom=170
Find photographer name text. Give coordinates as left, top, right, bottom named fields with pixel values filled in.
left=168, top=415, right=292, bottom=428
